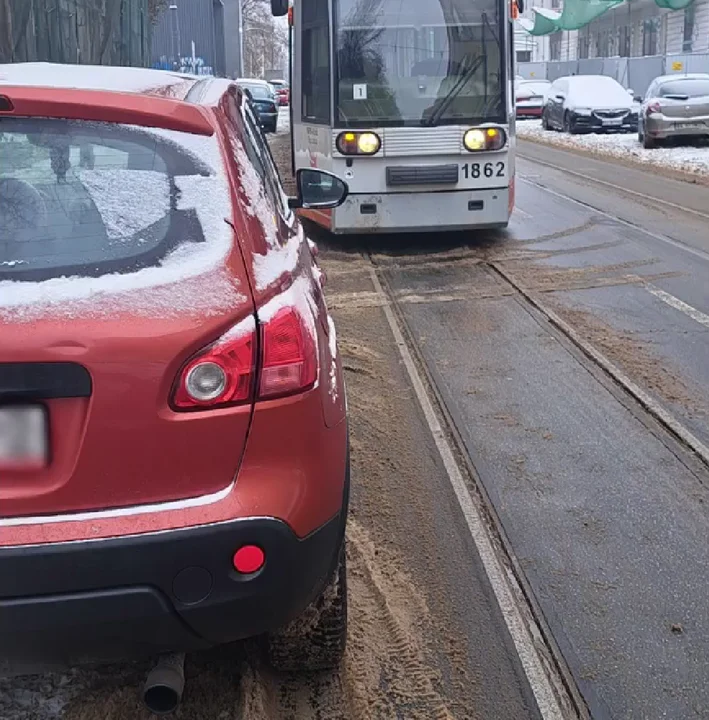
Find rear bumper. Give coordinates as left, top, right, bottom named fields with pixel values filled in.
left=646, top=117, right=709, bottom=138
left=516, top=106, right=542, bottom=118
left=0, top=512, right=345, bottom=672
left=257, top=110, right=278, bottom=127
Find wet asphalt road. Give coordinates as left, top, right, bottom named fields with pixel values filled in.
left=337, top=139, right=709, bottom=720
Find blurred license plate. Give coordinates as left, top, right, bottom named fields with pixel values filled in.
left=602, top=118, right=623, bottom=126
left=676, top=122, right=707, bottom=129
left=0, top=406, right=48, bottom=469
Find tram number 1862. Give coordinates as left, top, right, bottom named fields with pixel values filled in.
left=461, top=161, right=506, bottom=180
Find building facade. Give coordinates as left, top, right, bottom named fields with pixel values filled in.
left=151, top=0, right=242, bottom=78
left=517, top=0, right=709, bottom=62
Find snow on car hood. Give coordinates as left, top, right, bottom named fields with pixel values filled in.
left=567, top=77, right=634, bottom=109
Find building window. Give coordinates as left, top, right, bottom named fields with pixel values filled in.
left=598, top=29, right=610, bottom=57
left=302, top=0, right=331, bottom=124
left=517, top=50, right=532, bottom=63
left=551, top=0, right=561, bottom=9
left=683, top=5, right=695, bottom=52
left=642, top=19, right=658, bottom=56
left=618, top=25, right=631, bottom=57
left=550, top=31, right=561, bottom=60
left=578, top=30, right=589, bottom=59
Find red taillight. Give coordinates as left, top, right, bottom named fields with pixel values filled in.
left=647, top=102, right=661, bottom=115
left=172, top=303, right=317, bottom=410
left=173, top=318, right=256, bottom=410
left=259, top=306, right=317, bottom=399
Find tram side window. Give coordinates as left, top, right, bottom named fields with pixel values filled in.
left=302, top=0, right=331, bottom=124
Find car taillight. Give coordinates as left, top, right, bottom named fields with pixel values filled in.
left=172, top=305, right=318, bottom=411
left=173, top=318, right=256, bottom=410
left=260, top=307, right=317, bottom=399
left=647, top=102, right=661, bottom=115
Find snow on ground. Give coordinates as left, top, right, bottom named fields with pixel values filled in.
left=517, top=119, right=709, bottom=179
left=277, top=107, right=290, bottom=134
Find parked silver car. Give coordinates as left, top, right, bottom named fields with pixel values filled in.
left=638, top=73, right=709, bottom=149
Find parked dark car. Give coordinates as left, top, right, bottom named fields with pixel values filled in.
left=236, top=78, right=279, bottom=133
left=542, top=75, right=638, bottom=134
left=0, top=62, right=350, bottom=715
left=639, top=73, right=709, bottom=148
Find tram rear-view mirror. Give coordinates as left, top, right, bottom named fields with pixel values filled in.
left=270, top=0, right=288, bottom=16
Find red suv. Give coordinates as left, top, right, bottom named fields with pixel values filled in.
left=0, top=64, right=349, bottom=699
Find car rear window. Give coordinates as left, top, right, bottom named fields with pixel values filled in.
left=243, top=85, right=273, bottom=100
left=659, top=79, right=709, bottom=98
left=518, top=82, right=549, bottom=96
left=0, top=117, right=228, bottom=283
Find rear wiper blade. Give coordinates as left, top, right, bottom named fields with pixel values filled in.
left=423, top=55, right=485, bottom=127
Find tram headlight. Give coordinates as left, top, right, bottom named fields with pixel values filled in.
left=464, top=127, right=507, bottom=152
left=336, top=131, right=381, bottom=155
left=357, top=132, right=381, bottom=154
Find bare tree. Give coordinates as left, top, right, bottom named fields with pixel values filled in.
left=241, top=0, right=288, bottom=77
left=148, top=0, right=170, bottom=23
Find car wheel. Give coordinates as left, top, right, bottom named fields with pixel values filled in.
left=563, top=112, right=574, bottom=134
left=542, top=111, right=550, bottom=130
left=643, top=133, right=656, bottom=149
left=267, top=547, right=348, bottom=673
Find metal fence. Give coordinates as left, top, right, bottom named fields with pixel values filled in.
left=519, top=53, right=709, bottom=96
left=0, top=0, right=151, bottom=67
left=150, top=0, right=227, bottom=77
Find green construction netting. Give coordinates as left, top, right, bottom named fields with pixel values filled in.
left=518, top=0, right=694, bottom=36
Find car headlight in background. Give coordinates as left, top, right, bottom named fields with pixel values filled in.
left=572, top=107, right=592, bottom=115
left=463, top=127, right=507, bottom=152
left=336, top=131, right=381, bottom=155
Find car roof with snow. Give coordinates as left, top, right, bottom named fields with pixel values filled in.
left=652, top=72, right=709, bottom=84
left=236, top=78, right=271, bottom=85
left=0, top=62, right=234, bottom=106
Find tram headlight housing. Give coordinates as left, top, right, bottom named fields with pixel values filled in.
left=336, top=131, right=381, bottom=155
left=464, top=127, right=506, bottom=152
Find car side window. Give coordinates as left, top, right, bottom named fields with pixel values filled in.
left=225, top=90, right=289, bottom=222
left=645, top=82, right=656, bottom=100
left=239, top=101, right=291, bottom=219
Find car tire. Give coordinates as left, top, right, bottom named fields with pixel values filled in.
left=267, top=546, right=348, bottom=673
left=643, top=133, right=656, bottom=149
left=563, top=112, right=574, bottom=134
left=542, top=111, right=550, bottom=130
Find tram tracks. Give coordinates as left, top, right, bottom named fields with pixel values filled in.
left=356, top=241, right=709, bottom=720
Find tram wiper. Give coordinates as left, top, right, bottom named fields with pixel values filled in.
left=422, top=54, right=485, bottom=127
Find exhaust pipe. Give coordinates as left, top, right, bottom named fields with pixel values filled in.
left=143, top=653, right=186, bottom=715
